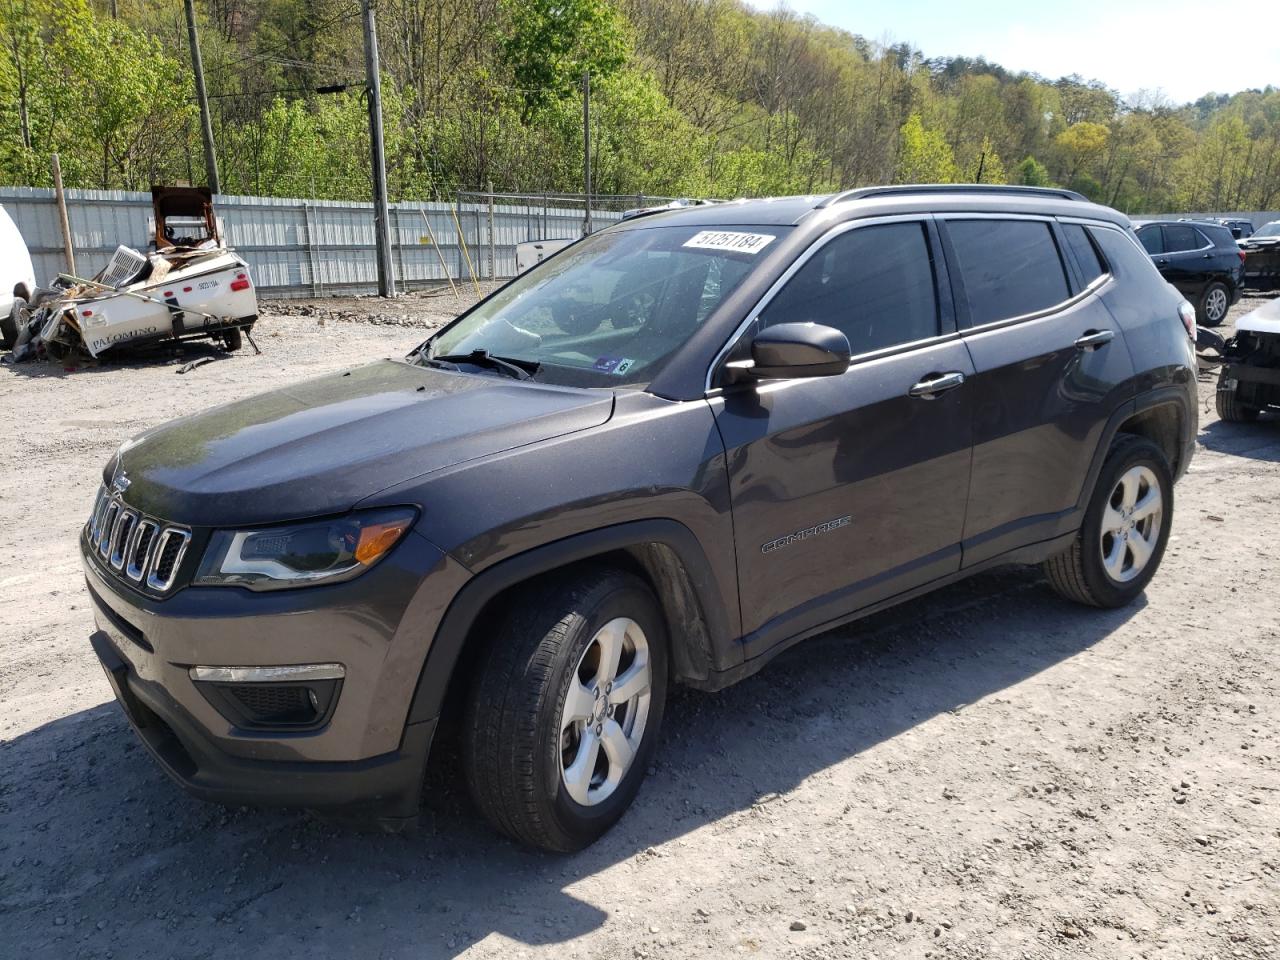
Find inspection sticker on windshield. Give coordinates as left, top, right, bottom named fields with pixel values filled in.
left=593, top=357, right=636, bottom=375
left=683, top=230, right=775, bottom=255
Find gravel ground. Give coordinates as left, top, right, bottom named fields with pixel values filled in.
left=1, top=291, right=1276, bottom=960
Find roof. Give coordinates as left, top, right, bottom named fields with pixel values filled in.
left=613, top=184, right=1130, bottom=231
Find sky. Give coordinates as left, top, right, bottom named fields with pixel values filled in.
left=743, top=0, right=1280, bottom=104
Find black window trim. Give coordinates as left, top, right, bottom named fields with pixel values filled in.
left=936, top=212, right=1098, bottom=334
left=704, top=213, right=956, bottom=393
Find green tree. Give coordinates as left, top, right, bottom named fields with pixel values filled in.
left=895, top=113, right=958, bottom=184
left=500, top=0, right=628, bottom=122
left=1016, top=155, right=1051, bottom=186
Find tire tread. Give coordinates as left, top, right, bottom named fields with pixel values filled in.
left=463, top=569, right=643, bottom=852
left=1043, top=434, right=1162, bottom=607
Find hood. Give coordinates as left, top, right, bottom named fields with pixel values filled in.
left=1235, top=296, right=1280, bottom=337
left=112, top=360, right=614, bottom=526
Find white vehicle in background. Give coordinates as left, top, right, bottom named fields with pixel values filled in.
left=0, top=203, right=38, bottom=347
left=515, top=237, right=576, bottom=274
left=5, top=186, right=259, bottom=361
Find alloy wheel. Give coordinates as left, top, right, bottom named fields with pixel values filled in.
left=1205, top=286, right=1228, bottom=323
left=559, top=617, right=652, bottom=806
left=1100, top=465, right=1163, bottom=583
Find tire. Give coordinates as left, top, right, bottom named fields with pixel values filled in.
left=462, top=567, right=668, bottom=852
left=1216, top=380, right=1259, bottom=422
left=1197, top=281, right=1230, bottom=327
left=1043, top=435, right=1173, bottom=608
left=223, top=326, right=243, bottom=352
left=1, top=297, right=26, bottom=351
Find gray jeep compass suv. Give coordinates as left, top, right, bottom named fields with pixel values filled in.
left=83, top=185, right=1198, bottom=852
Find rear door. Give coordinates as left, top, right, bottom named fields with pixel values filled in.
left=711, top=217, right=975, bottom=654
left=942, top=216, right=1136, bottom=566
left=1157, top=223, right=1213, bottom=296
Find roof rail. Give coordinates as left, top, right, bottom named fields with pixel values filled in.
left=816, top=184, right=1088, bottom=208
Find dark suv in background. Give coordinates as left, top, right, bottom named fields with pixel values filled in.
left=84, top=185, right=1197, bottom=852
left=1135, top=219, right=1245, bottom=325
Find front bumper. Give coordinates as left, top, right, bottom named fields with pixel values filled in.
left=82, top=524, right=471, bottom=819
left=90, top=629, right=433, bottom=821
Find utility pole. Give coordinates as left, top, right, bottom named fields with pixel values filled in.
left=183, top=0, right=220, bottom=194
left=361, top=0, right=395, bottom=297
left=582, top=70, right=592, bottom=236
left=51, top=153, right=76, bottom=275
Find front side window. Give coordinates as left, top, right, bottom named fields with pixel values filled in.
left=423, top=224, right=785, bottom=387
left=757, top=221, right=939, bottom=355
left=946, top=219, right=1070, bottom=325
left=1163, top=224, right=1206, bottom=252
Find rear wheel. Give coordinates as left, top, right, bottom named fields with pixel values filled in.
left=463, top=568, right=667, bottom=852
left=1043, top=435, right=1173, bottom=608
left=223, top=326, right=243, bottom=352
left=1197, top=281, right=1230, bottom=326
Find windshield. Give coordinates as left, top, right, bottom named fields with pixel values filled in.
left=1253, top=222, right=1280, bottom=239
left=421, top=224, right=788, bottom=388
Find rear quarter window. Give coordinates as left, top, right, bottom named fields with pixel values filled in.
left=1062, top=223, right=1108, bottom=285
left=946, top=219, right=1070, bottom=325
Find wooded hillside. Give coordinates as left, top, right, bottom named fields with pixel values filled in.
left=3, top=0, right=1277, bottom=212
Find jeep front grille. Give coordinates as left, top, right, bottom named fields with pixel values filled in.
left=87, top=486, right=191, bottom=593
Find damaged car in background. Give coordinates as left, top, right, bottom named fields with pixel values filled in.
left=2, top=187, right=258, bottom=363
left=1215, top=295, right=1280, bottom=422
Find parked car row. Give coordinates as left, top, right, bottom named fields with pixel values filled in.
left=1238, top=220, right=1280, bottom=291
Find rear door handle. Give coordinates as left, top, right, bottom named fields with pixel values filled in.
left=1074, top=329, right=1115, bottom=351
left=908, top=370, right=965, bottom=398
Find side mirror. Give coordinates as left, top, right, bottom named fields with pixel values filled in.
left=726, top=322, right=851, bottom=383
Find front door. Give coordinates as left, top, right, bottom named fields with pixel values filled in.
left=710, top=218, right=975, bottom=656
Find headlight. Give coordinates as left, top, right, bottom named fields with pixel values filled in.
left=194, top=507, right=417, bottom=591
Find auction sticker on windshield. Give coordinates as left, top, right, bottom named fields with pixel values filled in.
left=683, top=231, right=775, bottom=255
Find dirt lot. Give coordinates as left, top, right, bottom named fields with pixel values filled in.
left=1, top=291, right=1277, bottom=960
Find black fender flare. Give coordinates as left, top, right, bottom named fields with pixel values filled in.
left=405, top=518, right=735, bottom=724
left=1078, top=386, right=1192, bottom=509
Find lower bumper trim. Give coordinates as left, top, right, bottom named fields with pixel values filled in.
left=90, top=630, right=433, bottom=822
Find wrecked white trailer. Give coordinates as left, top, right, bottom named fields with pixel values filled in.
left=5, top=186, right=259, bottom=362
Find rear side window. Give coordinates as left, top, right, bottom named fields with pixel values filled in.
left=1163, top=224, right=1206, bottom=252
left=1062, top=223, right=1107, bottom=285
left=946, top=219, right=1070, bottom=325
left=759, top=221, right=939, bottom=355
left=1090, top=227, right=1163, bottom=284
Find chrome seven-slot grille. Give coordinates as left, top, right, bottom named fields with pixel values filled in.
left=87, top=486, right=192, bottom=593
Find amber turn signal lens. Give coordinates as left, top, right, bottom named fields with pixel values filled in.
left=354, top=518, right=412, bottom=564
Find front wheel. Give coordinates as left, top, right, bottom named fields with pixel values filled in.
left=1216, top=376, right=1259, bottom=422
left=463, top=568, right=668, bottom=852
left=1, top=297, right=26, bottom=351
left=1043, top=435, right=1173, bottom=608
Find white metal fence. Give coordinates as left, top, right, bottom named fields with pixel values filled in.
left=0, top=187, right=627, bottom=299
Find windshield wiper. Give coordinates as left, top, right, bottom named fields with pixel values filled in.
left=424, top=349, right=539, bottom=381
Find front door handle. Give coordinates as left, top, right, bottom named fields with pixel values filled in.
left=1074, top=329, right=1115, bottom=351
left=908, top=370, right=965, bottom=398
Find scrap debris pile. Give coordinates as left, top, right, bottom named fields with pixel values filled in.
left=1, top=187, right=259, bottom=364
